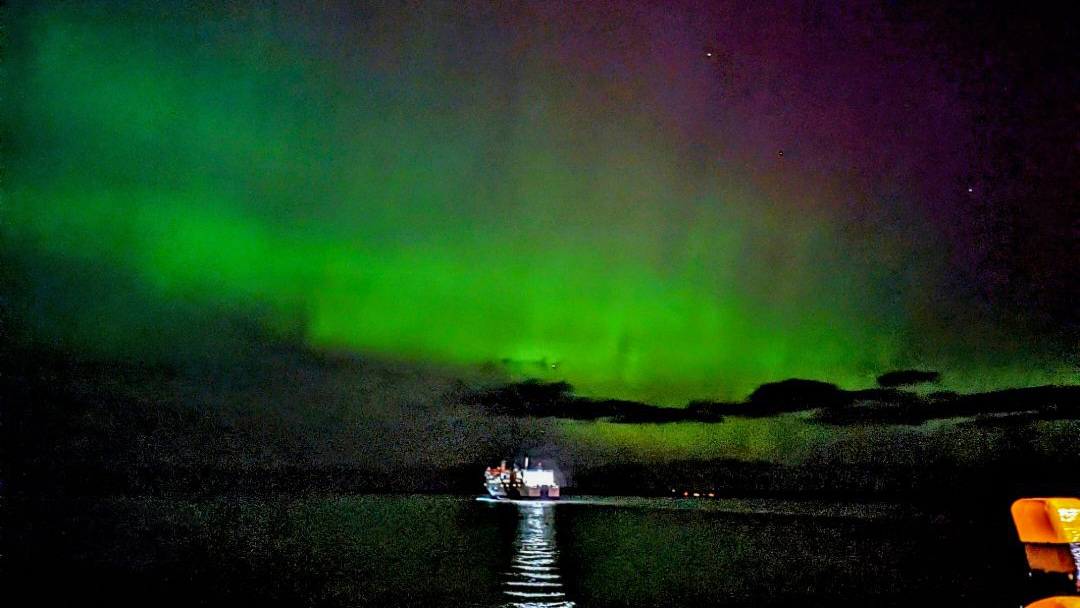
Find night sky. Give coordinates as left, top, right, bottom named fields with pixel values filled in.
left=5, top=0, right=1078, bottom=407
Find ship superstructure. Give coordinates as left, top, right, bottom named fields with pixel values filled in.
left=484, top=458, right=560, bottom=499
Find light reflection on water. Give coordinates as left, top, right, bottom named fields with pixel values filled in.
left=504, top=502, right=574, bottom=608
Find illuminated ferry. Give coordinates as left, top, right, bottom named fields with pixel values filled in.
left=484, top=457, right=560, bottom=499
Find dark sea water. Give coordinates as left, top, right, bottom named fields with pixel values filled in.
left=9, top=494, right=1043, bottom=607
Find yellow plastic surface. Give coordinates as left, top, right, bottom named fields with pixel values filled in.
left=1013, top=498, right=1080, bottom=543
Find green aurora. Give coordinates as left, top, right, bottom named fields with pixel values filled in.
left=5, top=1, right=1075, bottom=405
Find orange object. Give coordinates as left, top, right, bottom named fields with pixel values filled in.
left=1026, top=598, right=1080, bottom=608
left=1013, top=498, right=1080, bottom=543
left=1013, top=498, right=1080, bottom=574
left=1023, top=544, right=1076, bottom=574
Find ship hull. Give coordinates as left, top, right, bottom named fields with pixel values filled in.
left=485, top=484, right=560, bottom=500
left=515, top=485, right=560, bottom=499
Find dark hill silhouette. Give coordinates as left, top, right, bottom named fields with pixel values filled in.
left=685, top=380, right=853, bottom=418
left=460, top=380, right=724, bottom=422
left=462, top=379, right=579, bottom=416
left=876, top=370, right=941, bottom=387
left=686, top=381, right=921, bottom=418
left=747, top=379, right=851, bottom=412
left=462, top=378, right=1080, bottom=426
left=813, top=384, right=1080, bottom=425
left=683, top=380, right=1078, bottom=426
